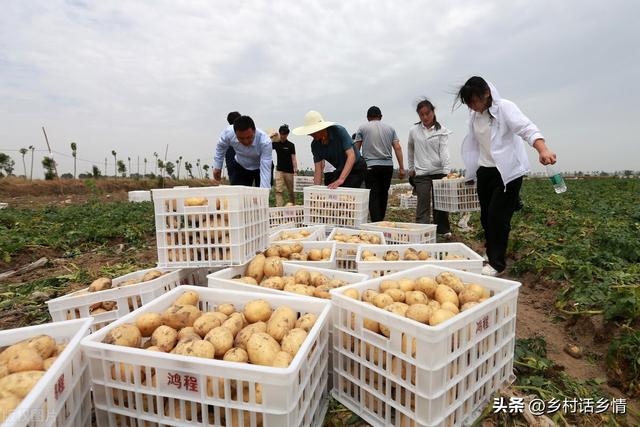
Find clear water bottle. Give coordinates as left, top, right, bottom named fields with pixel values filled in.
left=546, top=164, right=567, bottom=193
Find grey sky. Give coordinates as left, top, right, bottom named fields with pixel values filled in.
left=1, top=0, right=638, bottom=178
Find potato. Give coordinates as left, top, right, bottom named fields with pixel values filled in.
left=373, top=293, right=394, bottom=309
left=284, top=284, right=315, bottom=296
left=161, top=305, right=202, bottom=330
left=307, top=249, right=322, bottom=261
left=151, top=325, right=178, bottom=352
left=101, top=301, right=117, bottom=311
left=361, top=250, right=374, bottom=259
left=313, top=285, right=331, bottom=299
left=234, top=322, right=267, bottom=350
left=0, top=371, right=45, bottom=398
left=136, top=313, right=163, bottom=337
left=271, top=351, right=293, bottom=368
left=0, top=344, right=28, bottom=364
left=263, top=256, right=284, bottom=277
left=436, top=272, right=465, bottom=294
left=290, top=242, right=303, bottom=253
left=415, top=277, right=438, bottom=298
left=204, top=327, right=234, bottom=358
left=261, top=277, right=285, bottom=290
left=342, top=288, right=360, bottom=300
left=403, top=252, right=419, bottom=261
left=289, top=252, right=308, bottom=261
left=467, top=283, right=491, bottom=299
left=380, top=280, right=399, bottom=292
left=384, top=288, right=405, bottom=303
left=223, top=347, right=249, bottom=363
left=146, top=346, right=162, bottom=352
left=247, top=333, right=281, bottom=366
left=293, top=270, right=310, bottom=285
left=0, top=363, right=9, bottom=379
left=383, top=250, right=400, bottom=261
left=429, top=309, right=456, bottom=326
left=435, top=285, right=459, bottom=307
left=278, top=244, right=292, bottom=258
left=295, top=313, right=318, bottom=332
left=328, top=278, right=346, bottom=289
left=0, top=395, right=21, bottom=422
left=216, top=303, right=236, bottom=316
left=237, top=276, right=258, bottom=285
left=174, top=291, right=199, bottom=306
left=428, top=300, right=441, bottom=311
left=362, top=289, right=379, bottom=304
left=461, top=302, right=479, bottom=311
left=281, top=328, right=308, bottom=357
left=243, top=300, right=272, bottom=323
left=184, top=197, right=207, bottom=206
left=441, top=302, right=460, bottom=315
left=222, top=314, right=246, bottom=336
left=104, top=324, right=142, bottom=348
left=364, top=255, right=381, bottom=261
left=7, top=347, right=43, bottom=373
left=406, top=304, right=432, bottom=324
left=110, top=362, right=145, bottom=384
left=363, top=318, right=380, bottom=333
left=321, top=247, right=332, bottom=259
left=141, top=270, right=163, bottom=282
left=193, top=313, right=222, bottom=338
left=245, top=254, right=266, bottom=283
left=177, top=327, right=201, bottom=342
left=398, top=278, right=416, bottom=292
left=267, top=307, right=297, bottom=342
left=173, top=340, right=215, bottom=358
left=417, top=250, right=431, bottom=260
left=405, top=291, right=428, bottom=306
left=310, top=274, right=329, bottom=288
left=264, top=246, right=281, bottom=258
left=386, top=302, right=409, bottom=316
left=88, top=277, right=112, bottom=292
left=26, top=335, right=56, bottom=360
left=458, top=288, right=481, bottom=306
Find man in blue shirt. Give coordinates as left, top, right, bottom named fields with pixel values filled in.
left=213, top=116, right=273, bottom=188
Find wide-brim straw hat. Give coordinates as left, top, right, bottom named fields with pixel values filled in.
left=292, top=111, right=334, bottom=135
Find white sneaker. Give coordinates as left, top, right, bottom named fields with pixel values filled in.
left=482, top=264, right=505, bottom=277
left=482, top=254, right=489, bottom=262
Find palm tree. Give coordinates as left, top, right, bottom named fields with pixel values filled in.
left=28, top=145, right=35, bottom=180
left=42, top=156, right=57, bottom=180
left=70, top=142, right=77, bottom=178
left=157, top=159, right=165, bottom=178
left=176, top=156, right=183, bottom=180
left=202, top=164, right=210, bottom=179
left=184, top=161, right=193, bottom=179
left=153, top=152, right=159, bottom=175
left=127, top=157, right=131, bottom=177
left=165, top=161, right=175, bottom=178
left=117, top=160, right=126, bottom=177
left=144, top=157, right=148, bottom=176
left=111, top=150, right=117, bottom=178
left=19, top=148, right=28, bottom=178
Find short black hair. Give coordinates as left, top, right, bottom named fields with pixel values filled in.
left=367, top=106, right=382, bottom=118
left=279, top=124, right=290, bottom=134
left=233, top=115, right=256, bottom=132
left=226, top=111, right=241, bottom=125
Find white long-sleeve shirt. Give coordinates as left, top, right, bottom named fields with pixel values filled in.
left=213, top=126, right=273, bottom=188
left=461, top=82, right=544, bottom=186
left=407, top=123, right=451, bottom=176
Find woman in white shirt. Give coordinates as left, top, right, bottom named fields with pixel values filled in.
left=456, top=76, right=557, bottom=276
left=407, top=99, right=451, bottom=236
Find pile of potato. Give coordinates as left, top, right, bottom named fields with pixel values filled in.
left=273, top=229, right=313, bottom=241
left=103, top=292, right=318, bottom=371
left=232, top=257, right=348, bottom=298
left=332, top=231, right=383, bottom=258
left=442, top=172, right=462, bottom=180
left=342, top=271, right=491, bottom=331
left=67, top=270, right=166, bottom=317
left=256, top=243, right=332, bottom=263
left=360, top=248, right=466, bottom=262
left=0, top=335, right=66, bottom=422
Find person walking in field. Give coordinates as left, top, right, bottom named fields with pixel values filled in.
left=213, top=115, right=273, bottom=188
left=222, top=111, right=241, bottom=183
left=455, top=76, right=557, bottom=276
left=292, top=111, right=365, bottom=189
left=407, top=99, right=452, bottom=238
left=355, top=106, right=406, bottom=222
left=272, top=124, right=298, bottom=206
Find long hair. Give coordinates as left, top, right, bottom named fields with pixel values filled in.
left=454, top=76, right=492, bottom=109
left=415, top=99, right=441, bottom=130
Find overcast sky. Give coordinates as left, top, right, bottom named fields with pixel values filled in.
left=1, top=0, right=638, bottom=178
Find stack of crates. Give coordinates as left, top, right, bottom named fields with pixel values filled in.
left=303, top=186, right=370, bottom=233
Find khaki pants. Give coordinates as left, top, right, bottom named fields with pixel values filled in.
left=275, top=171, right=295, bottom=206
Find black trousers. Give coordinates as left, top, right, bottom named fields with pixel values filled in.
left=476, top=167, right=523, bottom=272
left=225, top=147, right=239, bottom=183
left=414, top=174, right=450, bottom=234
left=365, top=165, right=394, bottom=222
left=336, top=158, right=366, bottom=189
left=229, top=161, right=261, bottom=187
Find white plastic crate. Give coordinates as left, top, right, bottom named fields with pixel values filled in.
left=399, top=194, right=417, bottom=208
left=327, top=227, right=387, bottom=272
left=0, top=318, right=93, bottom=427
left=269, top=225, right=325, bottom=243
left=361, top=221, right=437, bottom=244
left=432, top=178, right=481, bottom=213
left=330, top=264, right=519, bottom=427
left=128, top=190, right=151, bottom=202
left=269, top=206, right=305, bottom=228
left=152, top=186, right=270, bottom=267
left=82, top=286, right=331, bottom=427
left=207, top=263, right=368, bottom=298
left=294, top=176, right=315, bottom=192
left=303, top=186, right=370, bottom=229
left=356, top=243, right=484, bottom=277
left=46, top=268, right=209, bottom=332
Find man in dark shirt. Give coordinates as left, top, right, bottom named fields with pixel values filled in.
left=272, top=124, right=297, bottom=206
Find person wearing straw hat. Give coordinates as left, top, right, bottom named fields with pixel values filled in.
left=292, top=111, right=365, bottom=189
left=213, top=115, right=273, bottom=188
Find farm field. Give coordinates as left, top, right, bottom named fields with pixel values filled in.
left=0, top=177, right=638, bottom=426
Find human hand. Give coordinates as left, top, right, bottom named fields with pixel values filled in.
left=213, top=169, right=222, bottom=181
left=398, top=169, right=406, bottom=180
left=538, top=150, right=556, bottom=165
left=327, top=178, right=344, bottom=189
left=409, top=170, right=416, bottom=178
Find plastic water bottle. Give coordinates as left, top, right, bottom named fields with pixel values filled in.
left=546, top=164, right=567, bottom=193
